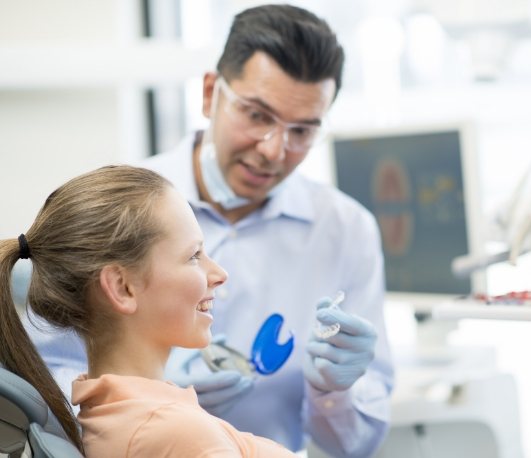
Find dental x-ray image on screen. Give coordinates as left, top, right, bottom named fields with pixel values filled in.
left=331, top=123, right=486, bottom=309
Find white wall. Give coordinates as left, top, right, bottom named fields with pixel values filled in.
left=0, top=89, right=120, bottom=238
left=0, top=0, right=218, bottom=238
left=0, top=0, right=125, bottom=238
left=0, top=0, right=117, bottom=43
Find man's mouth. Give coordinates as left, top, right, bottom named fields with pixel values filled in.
left=240, top=160, right=278, bottom=178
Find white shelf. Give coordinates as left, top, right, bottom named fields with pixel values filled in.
left=0, top=40, right=218, bottom=88
left=433, top=300, right=531, bottom=321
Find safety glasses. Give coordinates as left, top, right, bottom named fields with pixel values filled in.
left=217, top=76, right=328, bottom=154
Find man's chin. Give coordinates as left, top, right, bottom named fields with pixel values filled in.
left=230, top=181, right=273, bottom=202
left=236, top=190, right=271, bottom=204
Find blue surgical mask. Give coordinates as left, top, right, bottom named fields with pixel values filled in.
left=199, top=141, right=251, bottom=210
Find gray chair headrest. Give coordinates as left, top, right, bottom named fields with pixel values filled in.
left=0, top=367, right=48, bottom=426
left=0, top=366, right=69, bottom=440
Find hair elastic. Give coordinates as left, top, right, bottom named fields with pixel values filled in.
left=18, top=234, right=31, bottom=259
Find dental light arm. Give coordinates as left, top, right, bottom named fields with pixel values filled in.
left=453, top=164, right=531, bottom=277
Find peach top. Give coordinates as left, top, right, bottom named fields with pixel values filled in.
left=72, top=374, right=296, bottom=458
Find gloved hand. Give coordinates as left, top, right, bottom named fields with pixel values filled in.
left=303, top=298, right=377, bottom=392
left=170, top=335, right=254, bottom=417
left=179, top=370, right=254, bottom=416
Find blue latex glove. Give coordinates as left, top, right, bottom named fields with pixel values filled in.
left=171, top=335, right=254, bottom=416
left=303, top=298, right=377, bottom=392
left=178, top=370, right=253, bottom=416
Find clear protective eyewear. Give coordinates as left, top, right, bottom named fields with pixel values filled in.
left=217, top=76, right=328, bottom=154
left=201, top=313, right=294, bottom=377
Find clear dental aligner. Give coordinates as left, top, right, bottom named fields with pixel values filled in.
left=314, top=290, right=345, bottom=339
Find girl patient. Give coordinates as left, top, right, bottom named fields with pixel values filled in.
left=0, top=165, right=296, bottom=457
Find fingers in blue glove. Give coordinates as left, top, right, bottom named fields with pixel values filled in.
left=186, top=370, right=254, bottom=416
left=191, top=370, right=243, bottom=392
left=306, top=340, right=375, bottom=364
left=210, top=334, right=227, bottom=345
left=316, top=291, right=345, bottom=311
left=305, top=310, right=377, bottom=392
left=314, top=331, right=376, bottom=352
left=315, top=308, right=377, bottom=339
left=316, top=297, right=334, bottom=310
left=198, top=375, right=254, bottom=408
left=304, top=354, right=366, bottom=392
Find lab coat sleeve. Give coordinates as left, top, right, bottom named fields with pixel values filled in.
left=303, top=209, right=394, bottom=457
left=304, top=373, right=391, bottom=457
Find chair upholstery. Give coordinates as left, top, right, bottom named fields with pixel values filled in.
left=0, top=396, right=28, bottom=457
left=0, top=366, right=83, bottom=457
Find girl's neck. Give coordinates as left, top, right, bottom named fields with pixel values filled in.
left=88, top=339, right=169, bottom=381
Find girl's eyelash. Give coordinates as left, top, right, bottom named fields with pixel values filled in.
left=191, top=250, right=201, bottom=260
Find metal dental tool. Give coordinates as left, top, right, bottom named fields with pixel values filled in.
left=201, top=313, right=294, bottom=376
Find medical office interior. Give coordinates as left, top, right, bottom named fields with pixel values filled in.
left=1, top=0, right=531, bottom=457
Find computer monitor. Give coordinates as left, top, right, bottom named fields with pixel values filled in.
left=330, top=122, right=486, bottom=313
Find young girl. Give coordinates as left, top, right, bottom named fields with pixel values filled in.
left=0, top=165, right=296, bottom=457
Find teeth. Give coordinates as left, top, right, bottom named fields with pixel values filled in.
left=197, top=300, right=213, bottom=312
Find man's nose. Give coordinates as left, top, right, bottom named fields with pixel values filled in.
left=256, top=127, right=286, bottom=162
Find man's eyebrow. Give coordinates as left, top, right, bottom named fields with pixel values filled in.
left=242, top=96, right=322, bottom=126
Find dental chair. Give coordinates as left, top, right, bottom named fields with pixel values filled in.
left=0, top=262, right=83, bottom=458
left=1, top=262, right=83, bottom=457
left=0, top=365, right=83, bottom=458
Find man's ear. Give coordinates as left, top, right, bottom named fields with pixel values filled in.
left=99, top=265, right=138, bottom=315
left=202, top=72, right=218, bottom=118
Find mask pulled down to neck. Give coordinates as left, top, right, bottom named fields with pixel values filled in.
left=199, top=140, right=251, bottom=210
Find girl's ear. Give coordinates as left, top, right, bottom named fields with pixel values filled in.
left=202, top=72, right=218, bottom=118
left=98, top=265, right=138, bottom=315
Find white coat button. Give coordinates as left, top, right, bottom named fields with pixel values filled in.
left=323, top=400, right=335, bottom=409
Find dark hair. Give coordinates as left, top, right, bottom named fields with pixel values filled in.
left=217, top=4, right=345, bottom=97
left=0, top=165, right=172, bottom=451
